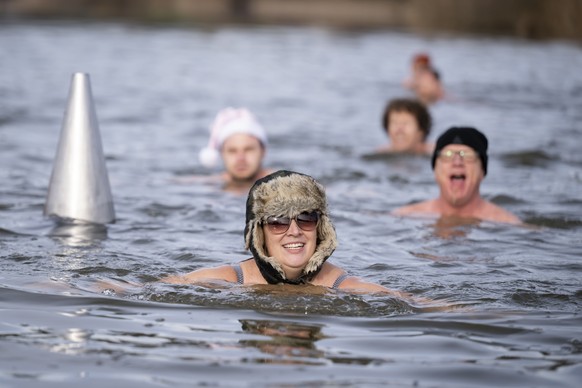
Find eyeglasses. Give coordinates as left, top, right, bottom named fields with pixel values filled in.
left=438, top=149, right=478, bottom=162
left=264, top=211, right=319, bottom=234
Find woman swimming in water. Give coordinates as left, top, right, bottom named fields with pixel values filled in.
left=165, top=170, right=403, bottom=294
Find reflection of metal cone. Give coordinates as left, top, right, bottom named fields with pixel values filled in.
left=44, top=73, right=115, bottom=224
left=49, top=219, right=109, bottom=246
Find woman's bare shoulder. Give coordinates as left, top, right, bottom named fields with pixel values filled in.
left=162, top=265, right=238, bottom=284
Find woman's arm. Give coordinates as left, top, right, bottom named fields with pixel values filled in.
left=338, top=276, right=450, bottom=309
left=338, top=276, right=405, bottom=296
left=94, top=265, right=238, bottom=295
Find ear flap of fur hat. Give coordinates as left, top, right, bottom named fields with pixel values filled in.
left=244, top=170, right=337, bottom=284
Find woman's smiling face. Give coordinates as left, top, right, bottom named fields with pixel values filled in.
left=263, top=218, right=317, bottom=280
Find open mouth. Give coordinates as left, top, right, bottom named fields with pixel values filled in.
left=450, top=174, right=466, bottom=182
left=450, top=174, right=466, bottom=189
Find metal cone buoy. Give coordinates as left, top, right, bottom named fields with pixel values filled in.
left=44, top=72, right=115, bottom=224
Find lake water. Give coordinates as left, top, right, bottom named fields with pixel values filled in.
left=1, top=20, right=581, bottom=387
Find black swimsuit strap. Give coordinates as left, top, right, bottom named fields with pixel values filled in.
left=332, top=273, right=350, bottom=289
left=232, top=264, right=244, bottom=285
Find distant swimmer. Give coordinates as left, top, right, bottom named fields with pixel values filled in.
left=402, top=53, right=432, bottom=91
left=403, top=53, right=445, bottom=106
left=178, top=107, right=273, bottom=194
left=393, top=127, right=521, bottom=225
left=375, top=98, right=434, bottom=156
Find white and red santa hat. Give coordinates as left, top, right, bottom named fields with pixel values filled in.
left=198, top=108, right=268, bottom=167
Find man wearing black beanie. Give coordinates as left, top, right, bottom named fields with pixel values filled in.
left=393, top=127, right=520, bottom=224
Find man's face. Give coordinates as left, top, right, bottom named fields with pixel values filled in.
left=387, top=110, right=424, bottom=151
left=221, top=134, right=265, bottom=182
left=434, top=144, right=484, bottom=207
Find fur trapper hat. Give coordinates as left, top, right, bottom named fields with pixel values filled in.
left=244, top=170, right=337, bottom=284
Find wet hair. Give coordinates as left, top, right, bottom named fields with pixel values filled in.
left=381, top=98, right=432, bottom=140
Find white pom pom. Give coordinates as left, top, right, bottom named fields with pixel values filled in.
left=199, top=147, right=219, bottom=168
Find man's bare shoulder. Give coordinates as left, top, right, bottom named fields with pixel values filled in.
left=392, top=199, right=439, bottom=217
left=479, top=201, right=521, bottom=225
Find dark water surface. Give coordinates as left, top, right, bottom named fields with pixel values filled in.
left=1, top=21, right=581, bottom=387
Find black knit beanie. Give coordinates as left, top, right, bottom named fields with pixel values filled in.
left=431, top=127, right=488, bottom=175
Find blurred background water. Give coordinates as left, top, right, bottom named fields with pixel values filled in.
left=0, top=21, right=581, bottom=387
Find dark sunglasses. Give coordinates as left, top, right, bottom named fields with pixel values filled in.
left=264, top=211, right=320, bottom=234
